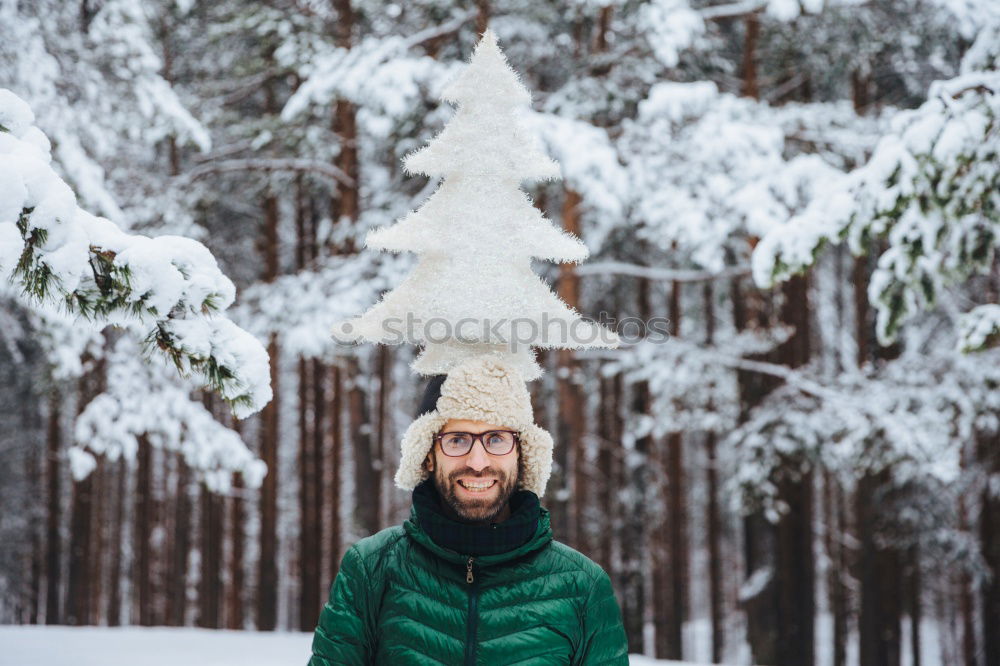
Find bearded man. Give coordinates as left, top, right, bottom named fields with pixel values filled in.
left=308, top=355, right=628, bottom=665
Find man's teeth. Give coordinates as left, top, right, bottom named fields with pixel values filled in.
left=459, top=480, right=496, bottom=491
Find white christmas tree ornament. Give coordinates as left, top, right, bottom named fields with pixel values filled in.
left=334, top=29, right=619, bottom=380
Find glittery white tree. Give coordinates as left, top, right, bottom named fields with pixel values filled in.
left=337, top=29, right=618, bottom=380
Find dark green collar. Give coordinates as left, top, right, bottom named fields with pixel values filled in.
left=405, top=480, right=552, bottom=564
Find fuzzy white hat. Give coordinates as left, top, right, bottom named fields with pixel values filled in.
left=394, top=354, right=554, bottom=497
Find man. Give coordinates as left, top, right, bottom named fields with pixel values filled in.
left=308, top=355, right=629, bottom=665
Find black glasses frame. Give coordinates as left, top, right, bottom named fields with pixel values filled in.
left=432, top=430, right=520, bottom=457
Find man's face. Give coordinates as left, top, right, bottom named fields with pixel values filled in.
left=425, top=418, right=521, bottom=522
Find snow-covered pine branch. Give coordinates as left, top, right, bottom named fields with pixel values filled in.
left=753, top=23, right=1000, bottom=353
left=0, top=89, right=272, bottom=418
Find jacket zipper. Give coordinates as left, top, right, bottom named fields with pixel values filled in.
left=464, top=556, right=478, bottom=666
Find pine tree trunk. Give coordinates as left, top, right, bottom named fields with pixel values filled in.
left=654, top=280, right=687, bottom=660
left=374, top=346, right=391, bottom=529
left=299, top=354, right=326, bottom=629
left=982, top=424, right=1000, bottom=666
left=774, top=273, right=815, bottom=666
left=135, top=433, right=152, bottom=626
left=730, top=267, right=782, bottom=666
left=703, top=280, right=723, bottom=664
left=824, top=470, right=849, bottom=666
left=66, top=472, right=93, bottom=625
left=909, top=544, right=922, bottom=666
left=595, top=372, right=617, bottom=576
left=856, top=470, right=901, bottom=666
left=854, top=247, right=902, bottom=666
left=327, top=363, right=343, bottom=582
left=558, top=187, right=585, bottom=548
left=667, top=282, right=689, bottom=659
left=622, top=276, right=652, bottom=653
left=227, top=468, right=246, bottom=631
left=198, top=484, right=223, bottom=628
left=44, top=390, right=62, bottom=625
left=741, top=11, right=760, bottom=100
left=958, top=485, right=976, bottom=666
left=27, top=440, right=42, bottom=624
left=348, top=353, right=380, bottom=536
left=166, top=455, right=191, bottom=626
left=257, top=333, right=280, bottom=631
left=106, top=459, right=125, bottom=626
left=256, top=185, right=281, bottom=630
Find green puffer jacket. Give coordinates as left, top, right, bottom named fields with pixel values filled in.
left=308, top=505, right=629, bottom=665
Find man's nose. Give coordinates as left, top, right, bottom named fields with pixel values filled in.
left=465, top=441, right=490, bottom=472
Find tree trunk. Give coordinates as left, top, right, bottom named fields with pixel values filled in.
left=198, top=483, right=223, bottom=628
left=135, top=433, right=152, bottom=626
left=655, top=280, right=687, bottom=660
left=909, top=544, right=922, bottom=666
left=856, top=470, right=901, bottom=666
left=45, top=390, right=62, bottom=625
left=774, top=274, right=815, bottom=666
left=27, top=440, right=42, bottom=624
left=327, top=363, right=344, bottom=582
left=558, top=187, right=586, bottom=548
left=595, top=372, right=617, bottom=576
left=622, top=276, right=652, bottom=654
left=348, top=353, right=380, bottom=536
left=824, top=470, right=849, bottom=666
left=166, top=455, right=191, bottom=626
left=982, top=425, right=1000, bottom=666
left=730, top=267, right=781, bottom=666
left=703, top=281, right=723, bottom=664
left=299, top=355, right=325, bottom=630
left=374, top=346, right=391, bottom=529
left=106, top=459, right=125, bottom=626
left=854, top=245, right=902, bottom=666
left=66, top=471, right=93, bottom=625
left=741, top=11, right=760, bottom=100
left=257, top=333, right=280, bottom=631
left=227, top=470, right=246, bottom=630
left=475, top=0, right=490, bottom=36
left=256, top=185, right=281, bottom=630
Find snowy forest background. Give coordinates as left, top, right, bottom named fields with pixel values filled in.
left=1, top=1, right=999, bottom=665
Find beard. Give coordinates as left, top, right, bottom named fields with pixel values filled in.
left=432, top=462, right=520, bottom=523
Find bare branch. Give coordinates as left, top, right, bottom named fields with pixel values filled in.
left=179, top=158, right=354, bottom=187
left=574, top=261, right=751, bottom=283
left=699, top=0, right=767, bottom=21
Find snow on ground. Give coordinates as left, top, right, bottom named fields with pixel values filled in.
left=0, top=625, right=713, bottom=666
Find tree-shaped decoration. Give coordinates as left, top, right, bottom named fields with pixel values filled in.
left=335, top=29, right=618, bottom=380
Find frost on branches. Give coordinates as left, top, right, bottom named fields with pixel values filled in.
left=753, top=22, right=1000, bottom=353
left=335, top=30, right=619, bottom=381
left=0, top=89, right=272, bottom=418
left=72, top=336, right=266, bottom=493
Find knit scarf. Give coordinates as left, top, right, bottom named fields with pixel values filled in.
left=412, top=478, right=540, bottom=557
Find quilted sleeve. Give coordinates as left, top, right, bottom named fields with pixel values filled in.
left=308, top=545, right=375, bottom=666
left=574, top=570, right=629, bottom=665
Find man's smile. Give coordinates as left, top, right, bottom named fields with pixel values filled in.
left=456, top=478, right=498, bottom=493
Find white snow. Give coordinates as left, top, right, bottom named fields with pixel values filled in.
left=0, top=625, right=711, bottom=666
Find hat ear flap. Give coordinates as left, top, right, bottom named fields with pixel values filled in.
left=395, top=412, right=449, bottom=491
left=516, top=423, right=554, bottom=497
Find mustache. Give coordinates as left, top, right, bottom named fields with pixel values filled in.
left=448, top=468, right=506, bottom=481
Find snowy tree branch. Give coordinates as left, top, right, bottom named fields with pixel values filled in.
left=180, top=157, right=354, bottom=188
left=0, top=89, right=272, bottom=418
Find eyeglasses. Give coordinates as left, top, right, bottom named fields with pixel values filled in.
left=433, top=430, right=519, bottom=457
